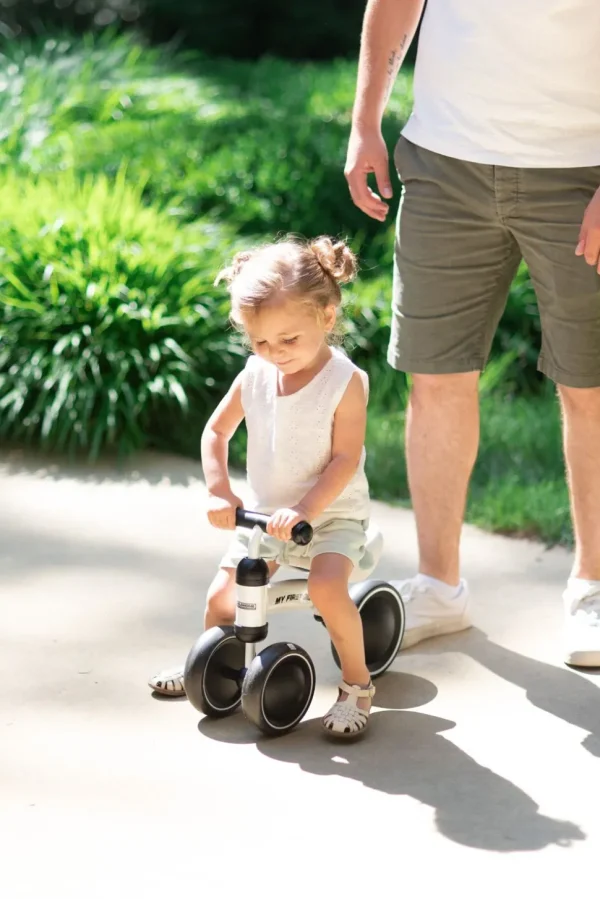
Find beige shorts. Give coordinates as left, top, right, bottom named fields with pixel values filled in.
left=220, top=518, right=369, bottom=573
left=388, top=135, right=600, bottom=388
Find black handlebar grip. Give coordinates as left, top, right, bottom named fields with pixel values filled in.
left=234, top=508, right=313, bottom=546
left=290, top=521, right=313, bottom=546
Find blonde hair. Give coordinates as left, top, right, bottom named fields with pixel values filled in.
left=214, top=236, right=358, bottom=345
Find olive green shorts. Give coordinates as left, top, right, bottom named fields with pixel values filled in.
left=388, top=135, right=600, bottom=388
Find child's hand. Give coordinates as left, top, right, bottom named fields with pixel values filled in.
left=207, top=492, right=243, bottom=530
left=267, top=506, right=309, bottom=542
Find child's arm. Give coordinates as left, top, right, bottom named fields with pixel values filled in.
left=267, top=372, right=368, bottom=540
left=201, top=373, right=245, bottom=530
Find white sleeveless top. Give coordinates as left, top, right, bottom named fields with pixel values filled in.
left=240, top=348, right=370, bottom=525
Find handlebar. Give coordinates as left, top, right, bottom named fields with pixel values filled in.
left=235, top=508, right=313, bottom=546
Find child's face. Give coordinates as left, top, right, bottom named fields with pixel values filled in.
left=241, top=297, right=335, bottom=375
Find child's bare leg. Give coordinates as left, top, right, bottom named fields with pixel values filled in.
left=204, top=562, right=279, bottom=629
left=150, top=561, right=278, bottom=695
left=204, top=568, right=236, bottom=629
left=308, top=554, right=372, bottom=715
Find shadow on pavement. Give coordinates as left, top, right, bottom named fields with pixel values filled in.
left=196, top=671, right=585, bottom=852
left=256, top=710, right=584, bottom=853
left=196, top=671, right=438, bottom=744
left=414, top=628, right=600, bottom=757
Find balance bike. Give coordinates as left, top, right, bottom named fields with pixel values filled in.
left=183, top=509, right=405, bottom=737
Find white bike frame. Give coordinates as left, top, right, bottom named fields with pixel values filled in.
left=266, top=577, right=314, bottom=612
left=236, top=527, right=318, bottom=666
left=242, top=523, right=316, bottom=613
left=233, top=523, right=402, bottom=676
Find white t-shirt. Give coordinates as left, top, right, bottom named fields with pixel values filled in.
left=402, top=0, right=600, bottom=167
left=240, top=348, right=371, bottom=525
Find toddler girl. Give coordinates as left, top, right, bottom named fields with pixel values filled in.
left=150, top=235, right=375, bottom=738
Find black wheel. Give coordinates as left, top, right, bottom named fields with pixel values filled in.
left=241, top=642, right=316, bottom=737
left=183, top=626, right=245, bottom=718
left=330, top=581, right=405, bottom=678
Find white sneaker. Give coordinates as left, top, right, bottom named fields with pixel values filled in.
left=564, top=581, right=600, bottom=667
left=393, top=575, right=472, bottom=650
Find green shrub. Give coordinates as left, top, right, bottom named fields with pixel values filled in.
left=366, top=386, right=571, bottom=546
left=0, top=33, right=550, bottom=471
left=0, top=34, right=541, bottom=395
left=491, top=261, right=544, bottom=394
left=2, top=1, right=418, bottom=62
left=0, top=163, right=395, bottom=462
left=2, top=38, right=412, bottom=254
left=0, top=33, right=161, bottom=172
left=0, top=170, right=245, bottom=459
left=0, top=33, right=568, bottom=543
left=140, top=1, right=369, bottom=60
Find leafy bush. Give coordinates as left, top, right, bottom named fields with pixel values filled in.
left=0, top=33, right=548, bottom=453
left=2, top=1, right=417, bottom=62
left=0, top=163, right=395, bottom=461
left=0, top=34, right=542, bottom=394
left=491, top=262, right=544, bottom=394
left=141, top=1, right=369, bottom=60
left=1, top=37, right=413, bottom=253
left=0, top=33, right=161, bottom=172
left=0, top=32, right=567, bottom=543
left=366, top=388, right=571, bottom=546
left=0, top=170, right=245, bottom=458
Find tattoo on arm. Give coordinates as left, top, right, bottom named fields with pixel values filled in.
left=387, top=49, right=397, bottom=78
left=385, top=33, right=408, bottom=103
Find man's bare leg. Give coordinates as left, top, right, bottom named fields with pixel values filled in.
left=407, top=372, right=480, bottom=584
left=560, top=384, right=600, bottom=667
left=399, top=372, right=479, bottom=649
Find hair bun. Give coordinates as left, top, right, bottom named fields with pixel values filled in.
left=214, top=250, right=255, bottom=287
left=309, top=237, right=357, bottom=284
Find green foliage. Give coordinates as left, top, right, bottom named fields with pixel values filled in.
left=366, top=386, right=572, bottom=547
left=1, top=1, right=401, bottom=61
left=140, top=1, right=368, bottom=60
left=0, top=32, right=422, bottom=417
left=0, top=170, right=244, bottom=458
left=1, top=36, right=413, bottom=256
left=491, top=262, right=544, bottom=393
left=0, top=32, right=542, bottom=389
left=0, top=33, right=563, bottom=543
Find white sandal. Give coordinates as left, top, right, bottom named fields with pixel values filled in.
left=148, top=666, right=186, bottom=697
left=322, top=680, right=375, bottom=739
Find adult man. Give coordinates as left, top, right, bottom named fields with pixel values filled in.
left=345, top=0, right=600, bottom=666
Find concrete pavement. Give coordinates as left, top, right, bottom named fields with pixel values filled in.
left=1, top=448, right=599, bottom=898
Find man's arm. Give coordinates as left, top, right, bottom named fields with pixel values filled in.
left=345, top=0, right=426, bottom=221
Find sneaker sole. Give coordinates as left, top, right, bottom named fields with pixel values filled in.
left=400, top=615, right=473, bottom=651
left=564, top=649, right=600, bottom=668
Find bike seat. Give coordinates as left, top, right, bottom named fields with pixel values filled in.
left=349, top=523, right=383, bottom=582
left=280, top=522, right=384, bottom=582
